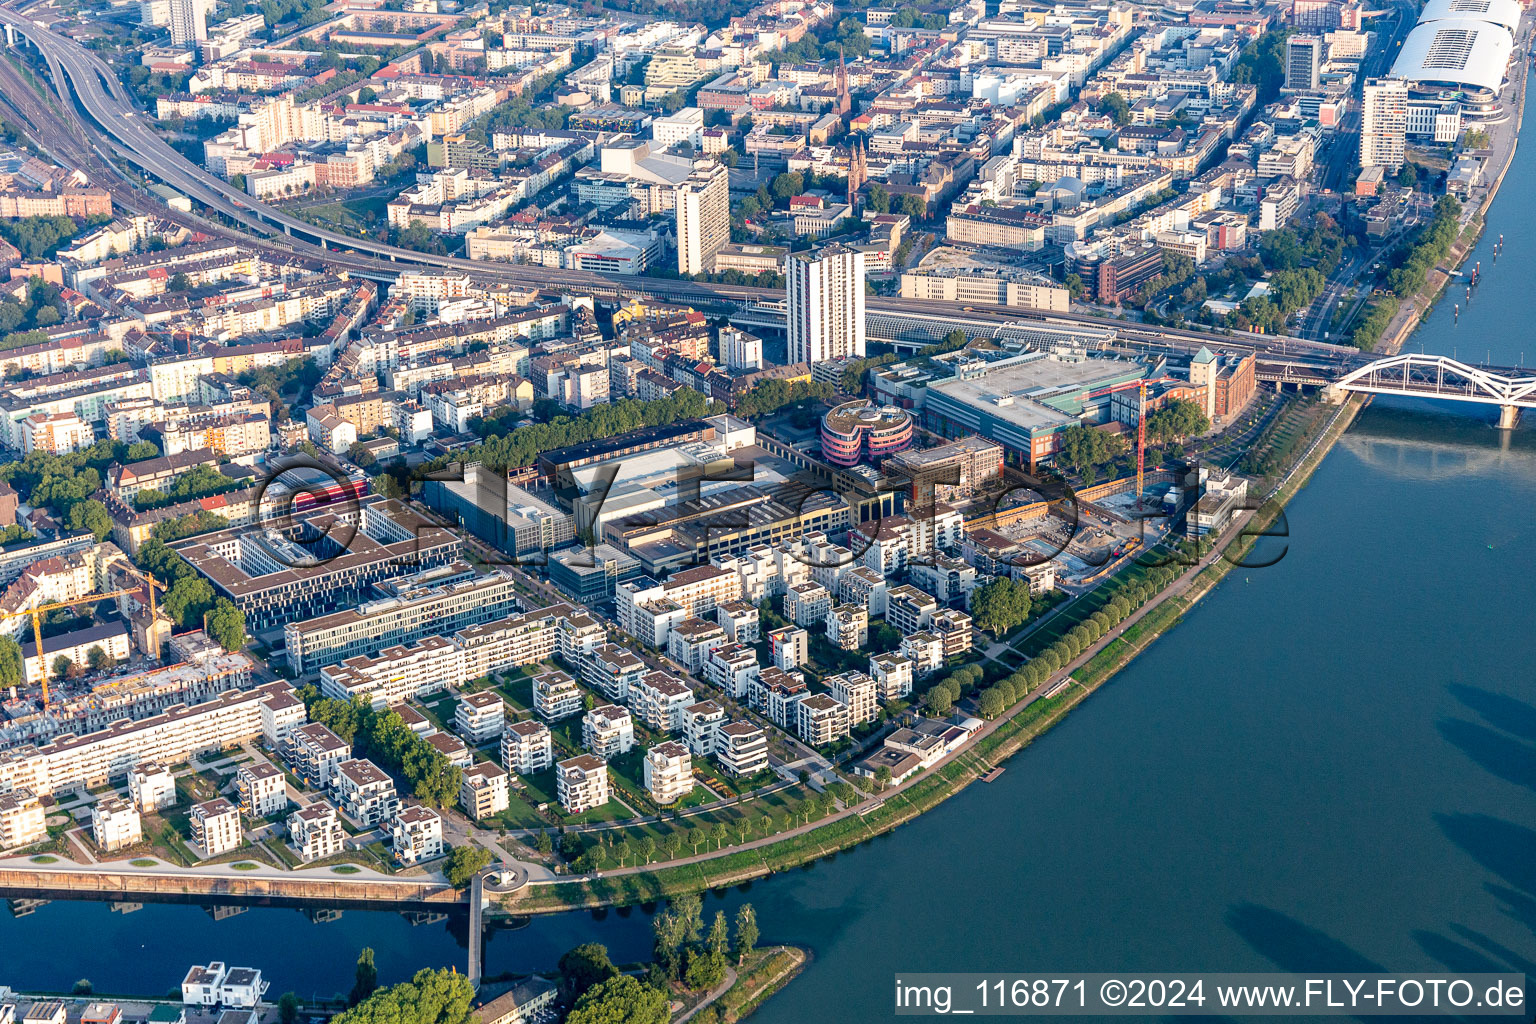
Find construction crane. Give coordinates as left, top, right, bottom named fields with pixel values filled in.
left=1136, top=379, right=1147, bottom=510
left=2, top=571, right=165, bottom=708
left=1084, top=377, right=1151, bottom=510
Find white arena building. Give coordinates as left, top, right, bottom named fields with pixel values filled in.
left=1390, top=0, right=1520, bottom=118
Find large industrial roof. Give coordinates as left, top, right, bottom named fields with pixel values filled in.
left=1419, top=0, right=1522, bottom=33
left=1391, top=18, right=1514, bottom=93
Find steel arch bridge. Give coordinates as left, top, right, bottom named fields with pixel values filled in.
left=1334, top=354, right=1536, bottom=411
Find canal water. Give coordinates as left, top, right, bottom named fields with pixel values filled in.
left=7, top=103, right=1536, bottom=1022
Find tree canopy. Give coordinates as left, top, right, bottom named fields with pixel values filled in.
left=564, top=976, right=668, bottom=1024
left=969, top=577, right=1034, bottom=636
left=332, top=968, right=473, bottom=1024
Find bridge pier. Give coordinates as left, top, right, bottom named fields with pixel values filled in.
left=1498, top=404, right=1521, bottom=430
left=4, top=24, right=15, bottom=47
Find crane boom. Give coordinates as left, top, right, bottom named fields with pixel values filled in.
left=2, top=584, right=156, bottom=706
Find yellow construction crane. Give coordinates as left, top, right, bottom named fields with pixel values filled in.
left=2, top=571, right=164, bottom=707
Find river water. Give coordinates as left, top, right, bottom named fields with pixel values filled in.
left=7, top=113, right=1536, bottom=1023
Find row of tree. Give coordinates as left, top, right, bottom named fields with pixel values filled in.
left=922, top=663, right=985, bottom=718
left=1351, top=196, right=1460, bottom=350
left=973, top=563, right=1189, bottom=719
left=450, top=387, right=711, bottom=474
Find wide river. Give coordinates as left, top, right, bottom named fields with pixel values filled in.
left=8, top=120, right=1536, bottom=1022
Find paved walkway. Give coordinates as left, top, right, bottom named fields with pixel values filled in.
left=675, top=966, right=738, bottom=1023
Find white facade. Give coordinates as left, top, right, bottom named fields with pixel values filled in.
left=631, top=671, right=696, bottom=732
left=235, top=762, right=287, bottom=818
left=683, top=700, right=726, bottom=757
left=460, top=762, right=510, bottom=820
left=288, top=800, right=346, bottom=862
left=182, top=963, right=268, bottom=1008
left=1361, top=77, right=1409, bottom=171
left=331, top=758, right=400, bottom=827
left=189, top=798, right=241, bottom=856
left=583, top=704, right=636, bottom=760
left=643, top=741, right=694, bottom=804
left=501, top=719, right=554, bottom=775
left=787, top=243, right=866, bottom=365
left=92, top=796, right=144, bottom=852
left=129, top=761, right=177, bottom=813
left=675, top=161, right=730, bottom=275
left=716, top=721, right=768, bottom=777
left=556, top=754, right=610, bottom=813
left=455, top=690, right=507, bottom=744
left=0, top=788, right=46, bottom=850
left=392, top=805, right=445, bottom=865
left=533, top=669, right=585, bottom=721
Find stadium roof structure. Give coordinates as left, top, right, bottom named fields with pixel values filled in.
left=1419, top=0, right=1522, bottom=34
left=1390, top=17, right=1514, bottom=94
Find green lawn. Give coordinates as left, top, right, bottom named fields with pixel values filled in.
left=497, top=674, right=534, bottom=712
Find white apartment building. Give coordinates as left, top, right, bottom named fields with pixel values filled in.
left=797, top=693, right=851, bottom=747
left=260, top=689, right=307, bottom=752
left=667, top=617, right=727, bottom=674
left=716, top=721, right=769, bottom=777
left=288, top=799, right=347, bottom=862
left=932, top=609, right=974, bottom=659
left=556, top=754, right=610, bottom=814
left=129, top=761, right=177, bottom=813
left=676, top=161, right=730, bottom=274
left=826, top=603, right=868, bottom=651
left=618, top=565, right=743, bottom=647
left=1361, top=76, right=1408, bottom=171
left=683, top=700, right=726, bottom=757
left=21, top=411, right=95, bottom=455
left=787, top=242, right=866, bottom=365
left=643, top=741, right=694, bottom=804
left=631, top=671, right=696, bottom=732
left=501, top=719, right=554, bottom=775
left=234, top=762, right=287, bottom=818
left=533, top=669, right=584, bottom=721
left=0, top=683, right=300, bottom=800
left=331, top=758, right=400, bottom=827
left=0, top=788, right=46, bottom=850
left=455, top=690, right=507, bottom=744
left=784, top=581, right=831, bottom=629
left=189, top=797, right=241, bottom=856
left=901, top=630, right=946, bottom=677
left=887, top=585, right=939, bottom=635
left=453, top=603, right=568, bottom=679
left=840, top=566, right=888, bottom=617
left=869, top=652, right=914, bottom=700
left=319, top=635, right=464, bottom=710
left=182, top=963, right=267, bottom=1008
left=168, top=0, right=209, bottom=46
left=704, top=643, right=759, bottom=700
left=92, top=796, right=144, bottom=853
left=586, top=644, right=647, bottom=704
left=392, top=805, right=444, bottom=865
left=557, top=612, right=607, bottom=673
left=653, top=107, right=705, bottom=149
left=767, top=626, right=808, bottom=671
left=288, top=722, right=351, bottom=790
left=716, top=600, right=760, bottom=643
left=583, top=704, right=636, bottom=760
left=826, top=671, right=879, bottom=725
left=460, top=762, right=510, bottom=821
